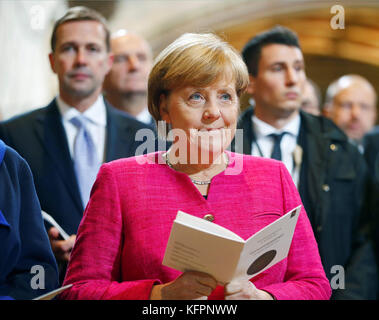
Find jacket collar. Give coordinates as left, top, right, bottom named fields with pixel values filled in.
left=238, top=106, right=353, bottom=229
left=34, top=99, right=83, bottom=212
left=103, top=100, right=140, bottom=162
left=239, top=106, right=349, bottom=144
left=299, top=110, right=348, bottom=143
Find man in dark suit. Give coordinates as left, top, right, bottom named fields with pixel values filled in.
left=234, top=26, right=377, bottom=299
left=0, top=7, right=153, bottom=282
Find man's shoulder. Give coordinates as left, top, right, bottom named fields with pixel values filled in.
left=300, top=111, right=348, bottom=142
left=364, top=131, right=379, bottom=168
left=238, top=106, right=254, bottom=124
left=106, top=102, right=154, bottom=132
left=365, top=130, right=379, bottom=149
left=301, top=112, right=365, bottom=166
left=0, top=101, right=55, bottom=128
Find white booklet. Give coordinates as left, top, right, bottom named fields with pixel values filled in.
left=162, top=205, right=301, bottom=284
left=41, top=211, right=69, bottom=240
left=33, top=284, right=73, bottom=300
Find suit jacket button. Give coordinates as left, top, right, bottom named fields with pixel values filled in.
left=330, top=144, right=338, bottom=151
left=203, top=214, right=214, bottom=222
left=317, top=225, right=323, bottom=232
left=322, top=184, right=330, bottom=192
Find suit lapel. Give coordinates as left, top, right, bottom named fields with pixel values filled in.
left=298, top=114, right=325, bottom=228
left=236, top=106, right=254, bottom=154
left=34, top=100, right=83, bottom=212
left=298, top=112, right=351, bottom=229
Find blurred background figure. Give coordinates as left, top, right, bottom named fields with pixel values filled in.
left=0, top=6, right=151, bottom=284
left=323, top=74, right=377, bottom=153
left=236, top=25, right=377, bottom=300
left=0, top=139, right=58, bottom=300
left=364, top=130, right=379, bottom=299
left=300, top=78, right=322, bottom=116
left=103, top=30, right=154, bottom=126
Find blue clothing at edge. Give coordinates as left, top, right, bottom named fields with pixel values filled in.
left=0, top=139, right=58, bottom=299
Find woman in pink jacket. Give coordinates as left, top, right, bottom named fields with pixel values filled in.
left=60, top=33, right=331, bottom=300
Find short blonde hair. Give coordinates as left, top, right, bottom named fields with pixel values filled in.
left=148, top=33, right=249, bottom=137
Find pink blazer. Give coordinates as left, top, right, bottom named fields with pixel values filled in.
left=60, top=151, right=331, bottom=300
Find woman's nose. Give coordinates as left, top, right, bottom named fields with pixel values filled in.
left=203, top=100, right=221, bottom=120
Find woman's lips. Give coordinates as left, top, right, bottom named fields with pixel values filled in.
left=198, top=128, right=223, bottom=132
left=194, top=128, right=228, bottom=139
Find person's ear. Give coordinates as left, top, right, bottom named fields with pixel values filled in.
left=48, top=52, right=56, bottom=74
left=246, top=74, right=256, bottom=95
left=105, top=52, right=114, bottom=74
left=159, top=94, right=170, bottom=123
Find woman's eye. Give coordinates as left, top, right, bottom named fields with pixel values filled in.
left=189, top=93, right=203, bottom=101
left=220, top=93, right=232, bottom=101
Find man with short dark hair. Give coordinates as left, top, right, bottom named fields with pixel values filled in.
left=0, top=6, right=152, bottom=282
left=235, top=25, right=377, bottom=299
left=50, top=5, right=111, bottom=53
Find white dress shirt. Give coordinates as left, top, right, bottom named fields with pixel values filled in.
left=251, top=114, right=301, bottom=185
left=136, top=107, right=153, bottom=125
left=56, top=95, right=107, bottom=163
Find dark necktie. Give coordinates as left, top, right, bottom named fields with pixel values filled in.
left=269, top=132, right=287, bottom=161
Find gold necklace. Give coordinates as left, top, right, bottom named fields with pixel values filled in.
left=164, top=151, right=229, bottom=185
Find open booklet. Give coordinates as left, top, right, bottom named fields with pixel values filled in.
left=162, top=205, right=301, bottom=284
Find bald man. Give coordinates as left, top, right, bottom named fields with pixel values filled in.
left=323, top=74, right=377, bottom=152
left=103, top=30, right=154, bottom=125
